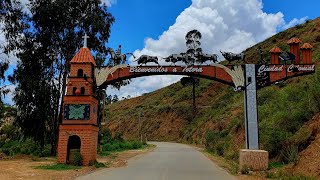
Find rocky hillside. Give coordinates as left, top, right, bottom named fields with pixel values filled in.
left=104, top=17, right=320, bottom=176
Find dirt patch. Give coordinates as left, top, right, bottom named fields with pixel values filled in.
left=0, top=146, right=155, bottom=180
left=290, top=113, right=320, bottom=177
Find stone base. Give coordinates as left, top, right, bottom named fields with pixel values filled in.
left=239, top=149, right=268, bottom=171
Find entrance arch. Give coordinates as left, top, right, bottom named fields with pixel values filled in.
left=67, top=135, right=81, bottom=164
left=95, top=64, right=244, bottom=90
left=58, top=32, right=315, bottom=171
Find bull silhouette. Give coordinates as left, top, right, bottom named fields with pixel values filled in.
left=135, top=55, right=159, bottom=66
left=220, top=51, right=246, bottom=64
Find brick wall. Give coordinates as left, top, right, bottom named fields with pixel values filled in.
left=57, top=125, right=98, bottom=165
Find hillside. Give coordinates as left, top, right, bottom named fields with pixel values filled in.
left=104, top=17, right=320, bottom=176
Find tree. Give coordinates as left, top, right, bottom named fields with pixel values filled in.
left=112, top=95, right=119, bottom=103
left=185, top=29, right=202, bottom=62
left=183, top=29, right=203, bottom=116
left=180, top=76, right=200, bottom=116
left=106, top=95, right=112, bottom=104
left=1, top=0, right=114, bottom=151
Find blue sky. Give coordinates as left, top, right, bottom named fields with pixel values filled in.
left=2, top=0, right=320, bottom=103
left=107, top=0, right=192, bottom=55
left=107, top=0, right=319, bottom=55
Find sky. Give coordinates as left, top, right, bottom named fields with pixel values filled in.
left=2, top=0, right=320, bottom=104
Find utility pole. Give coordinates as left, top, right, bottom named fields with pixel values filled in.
left=192, top=77, right=196, bottom=117
left=139, top=110, right=144, bottom=143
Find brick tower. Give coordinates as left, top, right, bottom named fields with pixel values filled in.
left=57, top=35, right=98, bottom=165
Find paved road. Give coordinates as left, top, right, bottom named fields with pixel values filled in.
left=77, top=142, right=236, bottom=180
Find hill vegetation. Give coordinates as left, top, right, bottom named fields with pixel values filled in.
left=104, top=17, right=320, bottom=177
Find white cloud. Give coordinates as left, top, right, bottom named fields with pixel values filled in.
left=2, top=84, right=15, bottom=105
left=110, top=0, right=286, bottom=99
left=107, top=75, right=182, bottom=99
left=281, top=16, right=308, bottom=30
left=101, top=0, right=117, bottom=7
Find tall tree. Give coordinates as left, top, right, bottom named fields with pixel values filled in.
left=184, top=29, right=202, bottom=115
left=2, top=0, right=114, bottom=151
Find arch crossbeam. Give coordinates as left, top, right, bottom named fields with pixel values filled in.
left=95, top=64, right=245, bottom=89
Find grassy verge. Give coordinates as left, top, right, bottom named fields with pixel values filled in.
left=34, top=164, right=81, bottom=171
left=204, top=150, right=316, bottom=179
left=202, top=150, right=239, bottom=175
left=98, top=129, right=149, bottom=156
left=266, top=170, right=316, bottom=180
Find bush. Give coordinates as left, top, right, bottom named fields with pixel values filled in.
left=132, top=141, right=142, bottom=149
left=0, top=139, right=51, bottom=157
left=73, top=152, right=83, bottom=166
left=205, top=130, right=220, bottom=152
left=281, top=145, right=299, bottom=164
left=113, top=132, right=124, bottom=142
left=94, top=162, right=105, bottom=168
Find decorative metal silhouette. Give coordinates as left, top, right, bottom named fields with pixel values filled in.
left=220, top=51, right=246, bottom=64
left=196, top=52, right=219, bottom=64
left=106, top=45, right=135, bottom=66
left=135, top=55, right=159, bottom=65
left=279, top=51, right=295, bottom=64
left=164, top=53, right=185, bottom=65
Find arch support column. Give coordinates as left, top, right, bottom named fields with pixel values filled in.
left=244, top=64, right=259, bottom=150
left=240, top=64, right=268, bottom=171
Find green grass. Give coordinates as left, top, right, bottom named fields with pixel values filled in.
left=34, top=164, right=81, bottom=171
left=268, top=162, right=286, bottom=169
left=266, top=170, right=316, bottom=180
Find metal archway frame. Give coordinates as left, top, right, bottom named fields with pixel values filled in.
left=95, top=64, right=244, bottom=89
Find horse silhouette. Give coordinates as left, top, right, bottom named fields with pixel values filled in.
left=106, top=45, right=135, bottom=66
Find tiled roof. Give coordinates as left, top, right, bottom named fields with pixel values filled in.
left=300, top=43, right=313, bottom=49
left=287, top=37, right=301, bottom=44
left=269, top=47, right=282, bottom=53
left=70, top=47, right=96, bottom=66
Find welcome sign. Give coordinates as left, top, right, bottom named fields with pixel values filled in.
left=256, top=64, right=315, bottom=89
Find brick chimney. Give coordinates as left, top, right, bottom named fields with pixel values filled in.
left=287, top=37, right=301, bottom=64
left=300, top=43, right=313, bottom=64
left=270, top=47, right=282, bottom=64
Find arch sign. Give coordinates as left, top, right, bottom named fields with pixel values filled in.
left=95, top=64, right=245, bottom=90
left=58, top=31, right=314, bottom=171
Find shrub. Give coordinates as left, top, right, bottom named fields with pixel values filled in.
left=173, top=104, right=193, bottom=122
left=132, top=141, right=142, bottom=149
left=113, top=132, right=124, bottom=142
left=240, top=165, right=250, bottom=175
left=73, top=152, right=83, bottom=166
left=205, top=130, right=228, bottom=155
left=0, top=139, right=51, bottom=157
left=281, top=145, right=299, bottom=164
left=89, top=160, right=97, bottom=166
left=94, top=162, right=105, bottom=168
